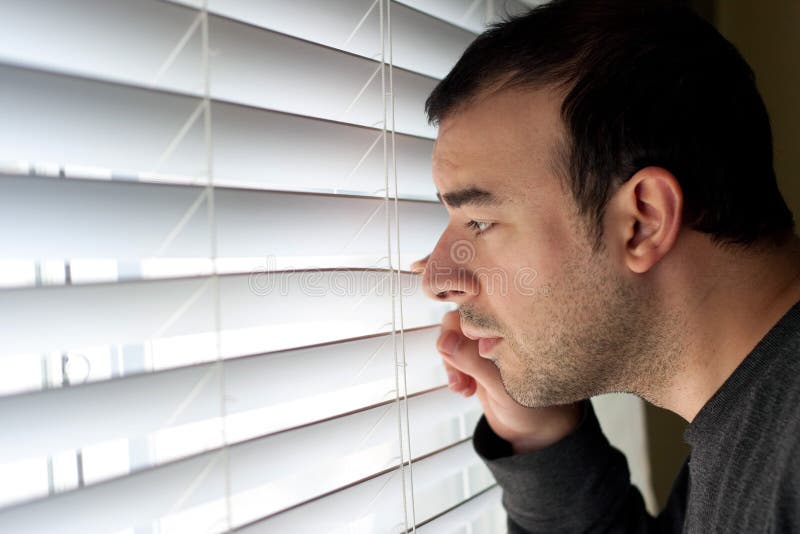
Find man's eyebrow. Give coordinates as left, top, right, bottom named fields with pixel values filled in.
left=436, top=187, right=503, bottom=209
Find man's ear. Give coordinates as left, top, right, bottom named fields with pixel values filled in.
left=607, top=166, right=683, bottom=274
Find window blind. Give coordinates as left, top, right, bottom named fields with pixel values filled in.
left=0, top=1, right=531, bottom=532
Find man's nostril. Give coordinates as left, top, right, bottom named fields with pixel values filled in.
left=436, top=290, right=465, bottom=300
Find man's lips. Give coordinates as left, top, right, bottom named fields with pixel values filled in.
left=461, top=327, right=504, bottom=357
left=461, top=327, right=496, bottom=341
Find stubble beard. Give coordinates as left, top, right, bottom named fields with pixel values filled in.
left=497, top=246, right=683, bottom=409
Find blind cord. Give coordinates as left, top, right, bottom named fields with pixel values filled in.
left=387, top=0, right=417, bottom=529
left=380, top=0, right=409, bottom=531
left=381, top=0, right=417, bottom=530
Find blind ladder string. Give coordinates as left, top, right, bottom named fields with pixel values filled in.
left=200, top=4, right=233, bottom=532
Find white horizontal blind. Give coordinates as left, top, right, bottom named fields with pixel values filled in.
left=0, top=1, right=531, bottom=532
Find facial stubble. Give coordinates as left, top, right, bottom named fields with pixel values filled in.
left=496, top=246, right=683, bottom=408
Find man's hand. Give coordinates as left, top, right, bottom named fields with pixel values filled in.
left=435, top=310, right=582, bottom=454
left=410, top=255, right=581, bottom=453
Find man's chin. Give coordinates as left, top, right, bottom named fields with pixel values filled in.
left=496, top=368, right=537, bottom=407
left=498, top=369, right=580, bottom=409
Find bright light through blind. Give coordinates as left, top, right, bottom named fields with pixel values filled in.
left=0, top=0, right=529, bottom=532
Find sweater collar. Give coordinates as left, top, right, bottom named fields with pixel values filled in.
left=684, top=298, right=800, bottom=446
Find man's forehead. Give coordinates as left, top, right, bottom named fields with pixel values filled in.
left=431, top=115, right=516, bottom=205
left=431, top=113, right=492, bottom=174
left=431, top=145, right=460, bottom=183
left=435, top=85, right=564, bottom=141
left=431, top=96, right=521, bottom=191
left=432, top=86, right=564, bottom=173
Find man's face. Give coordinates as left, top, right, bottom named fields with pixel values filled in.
left=424, top=86, right=657, bottom=407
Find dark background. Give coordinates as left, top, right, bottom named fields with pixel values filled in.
left=646, top=0, right=800, bottom=507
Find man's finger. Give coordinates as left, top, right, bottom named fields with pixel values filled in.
left=444, top=360, right=471, bottom=392
left=437, top=331, right=505, bottom=394
left=410, top=254, right=430, bottom=274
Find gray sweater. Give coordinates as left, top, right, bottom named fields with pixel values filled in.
left=473, top=300, right=800, bottom=533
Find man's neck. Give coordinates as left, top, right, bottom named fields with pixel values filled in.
left=654, top=234, right=800, bottom=422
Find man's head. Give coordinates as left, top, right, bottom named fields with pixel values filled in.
left=421, top=0, right=795, bottom=407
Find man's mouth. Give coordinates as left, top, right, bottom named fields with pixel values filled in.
left=461, top=326, right=504, bottom=358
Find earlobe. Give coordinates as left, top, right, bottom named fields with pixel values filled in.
left=618, top=167, right=683, bottom=274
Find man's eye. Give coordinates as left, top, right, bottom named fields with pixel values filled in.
left=465, top=220, right=494, bottom=236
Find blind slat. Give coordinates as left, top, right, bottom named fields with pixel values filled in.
left=415, top=485, right=504, bottom=533
left=241, top=440, right=495, bottom=533
left=0, top=328, right=452, bottom=463
left=0, top=0, right=436, bottom=137
left=395, top=0, right=531, bottom=33
left=0, top=393, right=483, bottom=533
left=166, top=0, right=475, bottom=80
left=0, top=271, right=448, bottom=358
left=0, top=64, right=436, bottom=199
left=0, top=174, right=446, bottom=266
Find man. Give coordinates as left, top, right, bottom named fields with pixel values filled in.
left=410, top=0, right=800, bottom=531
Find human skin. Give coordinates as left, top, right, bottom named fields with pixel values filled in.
left=411, top=85, right=800, bottom=454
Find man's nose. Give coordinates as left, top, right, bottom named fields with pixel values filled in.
left=412, top=241, right=478, bottom=304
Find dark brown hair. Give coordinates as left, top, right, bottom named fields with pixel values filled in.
left=426, top=0, right=794, bottom=248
